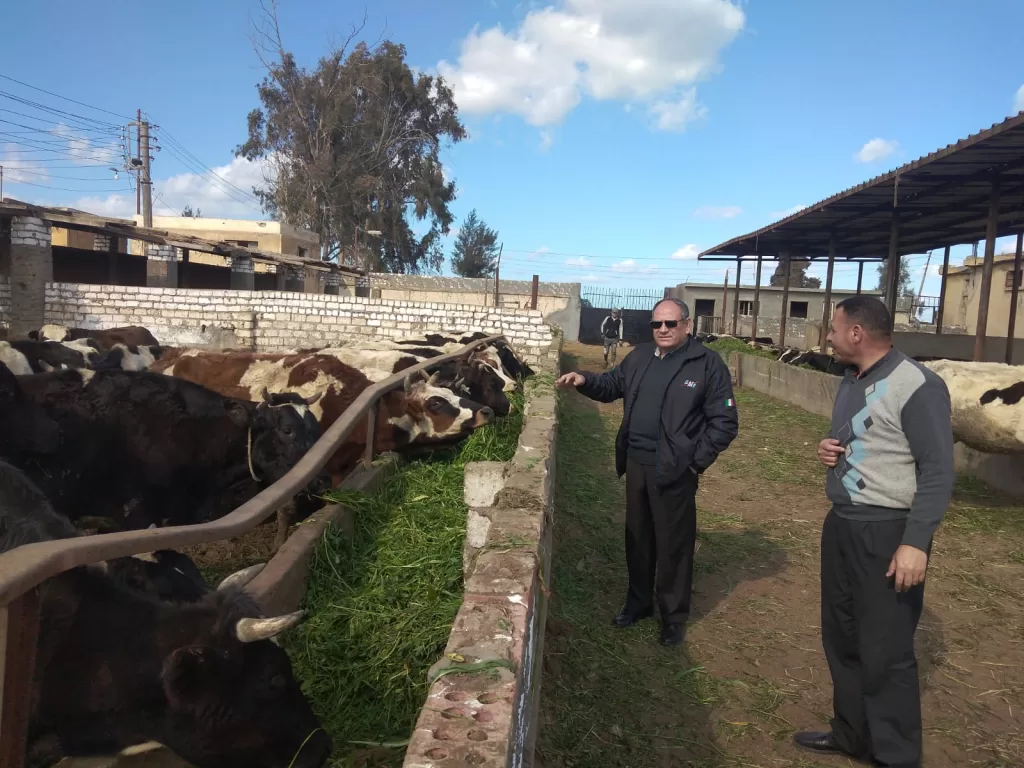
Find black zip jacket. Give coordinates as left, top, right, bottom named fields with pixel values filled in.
left=576, top=339, right=739, bottom=488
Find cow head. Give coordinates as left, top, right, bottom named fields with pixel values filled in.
left=0, top=361, right=61, bottom=456
left=106, top=550, right=213, bottom=603
left=469, top=347, right=517, bottom=392
left=156, top=585, right=330, bottom=768
left=388, top=369, right=494, bottom=444
left=445, top=358, right=511, bottom=417
left=234, top=389, right=330, bottom=496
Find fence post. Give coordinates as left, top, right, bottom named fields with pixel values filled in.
left=363, top=401, right=379, bottom=467
left=0, top=589, right=40, bottom=768
left=530, top=275, right=539, bottom=310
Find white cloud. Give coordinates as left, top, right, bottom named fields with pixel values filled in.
left=566, top=255, right=592, bottom=267
left=0, top=148, right=49, bottom=184
left=649, top=88, right=708, bottom=132
left=580, top=272, right=608, bottom=282
left=671, top=244, right=700, bottom=260
left=437, top=0, right=744, bottom=130
left=1014, top=85, right=1024, bottom=115
left=539, top=130, right=553, bottom=150
left=528, top=245, right=551, bottom=260
left=854, top=138, right=898, bottom=164
left=769, top=203, right=807, bottom=219
left=52, top=123, right=120, bottom=166
left=69, top=156, right=269, bottom=222
left=611, top=258, right=659, bottom=275
left=694, top=205, right=741, bottom=220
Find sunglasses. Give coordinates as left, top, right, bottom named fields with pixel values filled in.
left=649, top=320, right=683, bottom=329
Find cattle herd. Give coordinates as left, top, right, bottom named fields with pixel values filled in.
left=0, top=324, right=533, bottom=767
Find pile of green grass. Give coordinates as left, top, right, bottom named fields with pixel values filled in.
left=706, top=337, right=776, bottom=360
left=286, top=389, right=525, bottom=766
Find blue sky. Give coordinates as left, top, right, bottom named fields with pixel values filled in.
left=2, top=0, right=1023, bottom=300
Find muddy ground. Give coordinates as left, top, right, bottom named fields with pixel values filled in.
left=537, top=342, right=1023, bottom=768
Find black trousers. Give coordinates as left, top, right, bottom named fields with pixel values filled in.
left=624, top=459, right=698, bottom=625
left=821, top=509, right=926, bottom=768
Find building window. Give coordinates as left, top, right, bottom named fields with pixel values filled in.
left=227, top=239, right=258, bottom=249
left=297, top=246, right=308, bottom=259
left=739, top=300, right=756, bottom=316
left=789, top=301, right=809, bottom=319
left=1005, top=269, right=1023, bottom=290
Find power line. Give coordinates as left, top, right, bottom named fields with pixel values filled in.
left=5, top=177, right=132, bottom=193
left=0, top=73, right=131, bottom=121
left=153, top=122, right=263, bottom=206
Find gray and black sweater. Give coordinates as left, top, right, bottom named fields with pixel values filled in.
left=826, top=348, right=956, bottom=551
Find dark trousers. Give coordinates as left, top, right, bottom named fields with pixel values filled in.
left=821, top=509, right=926, bottom=768
left=624, top=459, right=698, bottom=625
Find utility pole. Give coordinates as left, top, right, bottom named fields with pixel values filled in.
left=136, top=109, right=141, bottom=216
left=493, top=243, right=503, bottom=307
left=139, top=117, right=152, bottom=228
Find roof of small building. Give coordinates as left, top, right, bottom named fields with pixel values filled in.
left=368, top=273, right=579, bottom=297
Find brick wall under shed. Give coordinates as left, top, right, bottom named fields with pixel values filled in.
left=43, top=283, right=557, bottom=364
left=0, top=277, right=10, bottom=336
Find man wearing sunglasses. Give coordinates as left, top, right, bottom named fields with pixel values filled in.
left=555, top=297, right=739, bottom=646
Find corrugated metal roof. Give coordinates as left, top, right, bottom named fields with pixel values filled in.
left=700, top=112, right=1024, bottom=261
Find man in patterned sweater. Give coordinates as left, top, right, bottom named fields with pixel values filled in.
left=794, top=296, right=955, bottom=768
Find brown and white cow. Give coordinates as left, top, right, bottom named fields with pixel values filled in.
left=151, top=349, right=495, bottom=481
left=37, top=323, right=160, bottom=350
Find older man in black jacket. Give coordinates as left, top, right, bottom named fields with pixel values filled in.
left=556, top=297, right=739, bottom=645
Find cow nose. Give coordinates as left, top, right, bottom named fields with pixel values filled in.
left=478, top=406, right=495, bottom=424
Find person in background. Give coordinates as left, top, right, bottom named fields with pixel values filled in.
left=794, top=295, right=955, bottom=768
left=555, top=298, right=739, bottom=646
left=601, top=308, right=625, bottom=368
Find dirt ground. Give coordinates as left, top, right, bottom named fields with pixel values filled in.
left=537, top=342, right=1024, bottom=768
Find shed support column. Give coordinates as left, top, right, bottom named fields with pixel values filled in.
left=9, top=216, right=52, bottom=339
left=146, top=244, right=177, bottom=289
left=731, top=259, right=742, bottom=336
left=750, top=255, right=763, bottom=342
left=1006, top=231, right=1023, bottom=364
left=973, top=179, right=1001, bottom=362
left=856, top=262, right=864, bottom=294
left=935, top=246, right=951, bottom=335
left=778, top=253, right=792, bottom=348
left=720, top=272, right=728, bottom=333
left=820, top=237, right=836, bottom=350
left=179, top=248, right=190, bottom=289
left=885, top=212, right=901, bottom=331
left=230, top=255, right=255, bottom=291
left=303, top=267, right=318, bottom=294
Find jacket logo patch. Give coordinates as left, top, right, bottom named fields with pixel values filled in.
left=682, top=379, right=699, bottom=388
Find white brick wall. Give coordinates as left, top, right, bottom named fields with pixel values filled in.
left=11, top=216, right=51, bottom=248
left=0, top=277, right=10, bottom=333
left=42, top=283, right=556, bottom=363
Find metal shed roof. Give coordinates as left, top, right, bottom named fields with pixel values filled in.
left=700, top=112, right=1024, bottom=261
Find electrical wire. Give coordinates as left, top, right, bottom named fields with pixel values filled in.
left=0, top=73, right=131, bottom=121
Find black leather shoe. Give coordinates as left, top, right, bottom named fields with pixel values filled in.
left=660, top=623, right=686, bottom=646
left=793, top=732, right=870, bottom=764
left=612, top=607, right=653, bottom=628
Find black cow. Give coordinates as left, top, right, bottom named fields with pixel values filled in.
left=0, top=363, right=329, bottom=532
left=0, top=339, right=105, bottom=374
left=0, top=458, right=330, bottom=768
left=395, top=332, right=535, bottom=380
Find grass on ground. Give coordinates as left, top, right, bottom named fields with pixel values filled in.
left=286, top=390, right=524, bottom=768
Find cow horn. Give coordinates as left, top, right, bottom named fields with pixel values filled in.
left=235, top=610, right=305, bottom=643
left=303, top=391, right=323, bottom=406
left=217, top=563, right=266, bottom=592
left=419, top=369, right=432, bottom=383
left=403, top=373, right=414, bottom=393
left=261, top=387, right=274, bottom=404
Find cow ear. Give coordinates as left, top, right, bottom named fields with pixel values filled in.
left=0, top=364, right=22, bottom=403
left=161, top=645, right=224, bottom=709
left=223, top=400, right=251, bottom=428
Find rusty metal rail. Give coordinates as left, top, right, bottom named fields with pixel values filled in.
left=0, top=334, right=505, bottom=765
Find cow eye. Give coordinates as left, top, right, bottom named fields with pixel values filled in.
left=282, top=425, right=294, bottom=436
left=427, top=397, right=445, bottom=413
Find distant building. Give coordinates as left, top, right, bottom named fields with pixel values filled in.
left=664, top=281, right=883, bottom=345
left=940, top=251, right=1024, bottom=337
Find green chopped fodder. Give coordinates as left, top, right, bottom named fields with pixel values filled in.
left=286, top=389, right=525, bottom=766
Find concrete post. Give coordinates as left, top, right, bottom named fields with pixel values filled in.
left=274, top=265, right=287, bottom=291
left=303, top=266, right=319, bottom=294
left=9, top=216, right=52, bottom=340
left=324, top=271, right=342, bottom=295
left=146, top=244, right=178, bottom=288
left=230, top=255, right=255, bottom=291
left=284, top=266, right=305, bottom=293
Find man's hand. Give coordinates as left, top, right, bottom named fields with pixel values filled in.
left=887, top=544, right=929, bottom=592
left=555, top=372, right=585, bottom=389
left=818, top=438, right=845, bottom=467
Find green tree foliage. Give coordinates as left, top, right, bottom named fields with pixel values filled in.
left=180, top=205, right=201, bottom=218
left=875, top=260, right=914, bottom=296
left=450, top=209, right=499, bottom=278
left=769, top=259, right=821, bottom=289
left=237, top=3, right=466, bottom=273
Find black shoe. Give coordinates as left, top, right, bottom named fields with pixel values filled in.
left=660, top=623, right=686, bottom=646
left=793, top=731, right=870, bottom=764
left=612, top=607, right=653, bottom=628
